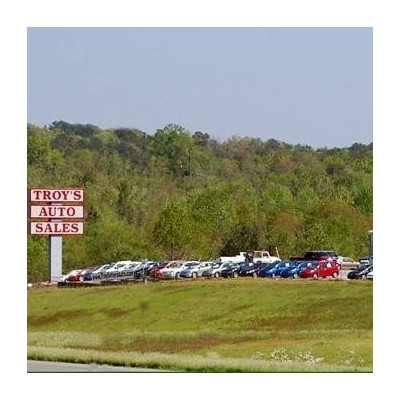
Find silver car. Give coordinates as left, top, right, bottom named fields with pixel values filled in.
left=179, top=262, right=215, bottom=278
left=202, top=262, right=231, bottom=278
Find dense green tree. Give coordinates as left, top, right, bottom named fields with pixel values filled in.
left=49, top=120, right=100, bottom=137
left=27, top=128, right=53, bottom=165
left=268, top=211, right=302, bottom=258
left=296, top=187, right=320, bottom=215
left=26, top=123, right=373, bottom=281
left=151, top=124, right=194, bottom=176
left=353, top=185, right=373, bottom=215
left=152, top=200, right=193, bottom=259
left=192, top=131, right=210, bottom=147
left=27, top=236, right=48, bottom=283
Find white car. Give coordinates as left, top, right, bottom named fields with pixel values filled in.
left=119, top=261, right=143, bottom=277
left=337, top=256, right=359, bottom=270
left=131, top=261, right=156, bottom=278
left=366, top=270, right=373, bottom=280
left=87, top=263, right=112, bottom=280
left=103, top=260, right=133, bottom=278
left=161, top=261, right=200, bottom=279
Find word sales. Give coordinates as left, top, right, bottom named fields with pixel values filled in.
left=30, top=222, right=84, bottom=235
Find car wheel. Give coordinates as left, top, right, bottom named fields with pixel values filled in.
left=214, top=272, right=220, bottom=278
left=79, top=276, right=84, bottom=282
left=332, top=272, right=338, bottom=279
left=293, top=273, right=298, bottom=279
left=175, top=273, right=180, bottom=279
left=192, top=272, right=197, bottom=279
left=233, top=271, right=238, bottom=278
left=252, top=272, right=258, bottom=278
left=313, top=273, right=318, bottom=280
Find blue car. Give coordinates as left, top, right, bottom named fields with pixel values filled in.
left=258, top=261, right=280, bottom=277
left=280, top=261, right=317, bottom=278
left=263, top=261, right=292, bottom=278
left=279, top=261, right=300, bottom=278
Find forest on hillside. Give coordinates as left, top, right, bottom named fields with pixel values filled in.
left=27, top=121, right=373, bottom=282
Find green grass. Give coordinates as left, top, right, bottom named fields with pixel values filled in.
left=27, top=278, right=373, bottom=372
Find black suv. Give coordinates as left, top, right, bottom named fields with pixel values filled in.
left=304, top=251, right=338, bottom=261
left=291, top=250, right=338, bottom=262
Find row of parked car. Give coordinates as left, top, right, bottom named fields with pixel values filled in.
left=59, top=254, right=373, bottom=283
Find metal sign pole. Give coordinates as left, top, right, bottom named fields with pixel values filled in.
left=48, top=202, right=63, bottom=282
left=49, top=235, right=63, bottom=282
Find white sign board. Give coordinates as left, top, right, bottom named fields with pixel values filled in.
left=30, top=221, right=84, bottom=235
left=30, top=189, right=84, bottom=202
left=30, top=205, right=84, bottom=219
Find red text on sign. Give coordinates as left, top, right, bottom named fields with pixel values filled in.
left=30, top=189, right=84, bottom=202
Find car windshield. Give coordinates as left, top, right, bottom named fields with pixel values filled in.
left=301, top=262, right=314, bottom=268
left=356, top=265, right=372, bottom=272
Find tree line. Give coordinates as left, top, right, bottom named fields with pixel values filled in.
left=27, top=121, right=373, bottom=282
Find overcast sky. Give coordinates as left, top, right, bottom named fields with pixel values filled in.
left=27, top=27, right=372, bottom=148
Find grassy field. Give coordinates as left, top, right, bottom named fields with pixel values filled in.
left=27, top=278, right=373, bottom=372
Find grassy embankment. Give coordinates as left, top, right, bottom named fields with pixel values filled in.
left=27, top=278, right=373, bottom=372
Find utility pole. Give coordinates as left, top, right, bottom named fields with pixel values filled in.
left=188, top=147, right=192, bottom=177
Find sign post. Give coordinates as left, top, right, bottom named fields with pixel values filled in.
left=28, top=188, right=85, bottom=282
left=49, top=235, right=63, bottom=282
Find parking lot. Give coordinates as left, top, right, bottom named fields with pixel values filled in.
left=50, top=257, right=373, bottom=289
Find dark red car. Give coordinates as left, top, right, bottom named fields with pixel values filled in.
left=64, top=269, right=86, bottom=282
left=299, top=260, right=340, bottom=279
left=152, top=260, right=186, bottom=280
left=147, top=261, right=169, bottom=279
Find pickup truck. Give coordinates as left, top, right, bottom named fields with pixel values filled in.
left=217, top=252, right=247, bottom=263
left=250, top=250, right=281, bottom=264
left=217, top=250, right=280, bottom=264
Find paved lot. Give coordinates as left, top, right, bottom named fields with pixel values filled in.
left=339, top=270, right=350, bottom=280
left=27, top=360, right=170, bottom=372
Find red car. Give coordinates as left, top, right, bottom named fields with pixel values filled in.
left=148, top=261, right=169, bottom=279
left=154, top=260, right=186, bottom=279
left=65, top=269, right=86, bottom=282
left=299, top=260, right=339, bottom=279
